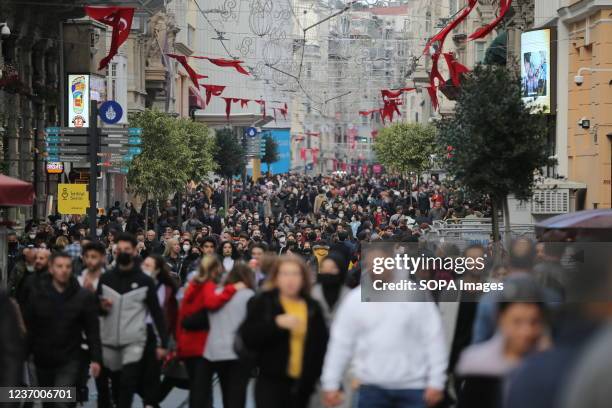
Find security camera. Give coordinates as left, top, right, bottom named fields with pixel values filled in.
left=0, top=23, right=10, bottom=37
left=574, top=75, right=584, bottom=86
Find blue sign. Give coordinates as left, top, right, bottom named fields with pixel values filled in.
left=45, top=127, right=60, bottom=134
left=245, top=127, right=258, bottom=138
left=99, top=101, right=123, bottom=125
left=128, top=147, right=142, bottom=155
left=128, top=136, right=142, bottom=145
left=129, top=128, right=142, bottom=136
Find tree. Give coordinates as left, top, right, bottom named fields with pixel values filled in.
left=437, top=64, right=553, bottom=246
left=175, top=117, right=217, bottom=182
left=261, top=134, right=279, bottom=175
left=128, top=110, right=217, bottom=228
left=373, top=122, right=440, bottom=181
left=213, top=128, right=246, bottom=209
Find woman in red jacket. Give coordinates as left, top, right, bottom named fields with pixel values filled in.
left=176, top=255, right=245, bottom=408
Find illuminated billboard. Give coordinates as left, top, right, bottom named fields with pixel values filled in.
left=521, top=29, right=551, bottom=113
left=68, top=74, right=89, bottom=128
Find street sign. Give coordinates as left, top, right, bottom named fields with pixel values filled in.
left=45, top=127, right=88, bottom=135
left=245, top=127, right=258, bottom=138
left=47, top=155, right=89, bottom=162
left=58, top=183, right=89, bottom=215
left=45, top=135, right=89, bottom=144
left=46, top=145, right=88, bottom=155
left=101, top=136, right=142, bottom=145
left=104, top=167, right=130, bottom=174
left=99, top=100, right=123, bottom=125
left=99, top=127, right=142, bottom=135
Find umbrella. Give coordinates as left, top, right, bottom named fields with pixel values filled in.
left=0, top=174, right=35, bottom=206
left=536, top=209, right=612, bottom=230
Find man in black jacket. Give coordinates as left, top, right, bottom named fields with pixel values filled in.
left=23, top=252, right=102, bottom=406
left=97, top=233, right=168, bottom=408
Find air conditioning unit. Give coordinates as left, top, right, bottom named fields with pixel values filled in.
left=531, top=189, right=570, bottom=214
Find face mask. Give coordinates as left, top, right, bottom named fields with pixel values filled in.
left=29, top=233, right=36, bottom=240
left=173, top=234, right=180, bottom=240
left=61, top=226, right=68, bottom=231
left=318, top=273, right=342, bottom=286
left=338, top=212, right=344, bottom=218
left=96, top=228, right=103, bottom=236
left=8, top=242, right=17, bottom=250
left=116, top=252, right=132, bottom=267
left=26, top=265, right=35, bottom=272
left=183, top=244, right=191, bottom=252
left=142, top=268, right=153, bottom=277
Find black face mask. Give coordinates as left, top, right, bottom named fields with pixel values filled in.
left=318, top=273, right=342, bottom=286
left=8, top=242, right=18, bottom=251
left=116, top=252, right=133, bottom=267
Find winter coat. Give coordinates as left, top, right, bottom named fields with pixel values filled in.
left=239, top=289, right=328, bottom=392
left=175, top=280, right=236, bottom=358
left=23, top=275, right=102, bottom=368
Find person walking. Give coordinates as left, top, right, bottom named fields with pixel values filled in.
left=23, top=252, right=102, bottom=408
left=204, top=263, right=256, bottom=408
left=321, top=281, right=447, bottom=408
left=97, top=233, right=168, bottom=408
left=176, top=256, right=245, bottom=408
left=240, top=255, right=328, bottom=408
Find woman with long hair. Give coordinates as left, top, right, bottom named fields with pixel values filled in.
left=163, top=238, right=182, bottom=277
left=176, top=256, right=245, bottom=408
left=219, top=240, right=236, bottom=276
left=203, top=263, right=256, bottom=408
left=139, top=254, right=179, bottom=407
left=240, top=255, right=328, bottom=408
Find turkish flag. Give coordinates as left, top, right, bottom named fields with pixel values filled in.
left=254, top=100, right=266, bottom=119
left=85, top=6, right=134, bottom=70
left=193, top=57, right=250, bottom=75
left=469, top=0, right=512, bottom=40
left=167, top=54, right=201, bottom=89
left=443, top=53, right=470, bottom=86
left=201, top=84, right=226, bottom=105
left=426, top=86, right=439, bottom=111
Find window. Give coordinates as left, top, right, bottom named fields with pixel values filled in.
left=475, top=42, right=485, bottom=64
left=449, top=0, right=457, bottom=15
left=188, top=24, right=195, bottom=48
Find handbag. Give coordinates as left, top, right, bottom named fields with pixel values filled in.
left=181, top=308, right=210, bottom=331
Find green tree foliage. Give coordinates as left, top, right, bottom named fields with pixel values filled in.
left=437, top=64, right=553, bottom=242
left=261, top=134, right=279, bottom=174
left=127, top=109, right=216, bottom=200
left=175, top=117, right=217, bottom=181
left=373, top=122, right=440, bottom=176
left=213, top=128, right=246, bottom=179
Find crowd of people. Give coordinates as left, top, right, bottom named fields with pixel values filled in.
left=1, top=173, right=611, bottom=408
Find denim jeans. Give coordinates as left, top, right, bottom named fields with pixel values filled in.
left=36, top=359, right=81, bottom=408
left=357, top=385, right=425, bottom=408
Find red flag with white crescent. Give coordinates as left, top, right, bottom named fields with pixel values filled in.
left=85, top=6, right=134, bottom=71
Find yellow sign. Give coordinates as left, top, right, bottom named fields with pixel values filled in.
left=58, top=183, right=89, bottom=215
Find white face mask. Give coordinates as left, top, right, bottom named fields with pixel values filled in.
left=29, top=233, right=36, bottom=240
left=142, top=268, right=153, bottom=277
left=183, top=244, right=191, bottom=252
left=96, top=228, right=103, bottom=236
left=173, top=234, right=180, bottom=240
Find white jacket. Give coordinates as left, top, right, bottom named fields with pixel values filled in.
left=321, top=287, right=448, bottom=391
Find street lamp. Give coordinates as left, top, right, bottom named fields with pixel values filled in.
left=574, top=67, right=612, bottom=86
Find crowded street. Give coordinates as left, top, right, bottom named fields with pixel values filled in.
left=1, top=0, right=612, bottom=408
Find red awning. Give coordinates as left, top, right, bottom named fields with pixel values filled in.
left=0, top=174, right=35, bottom=206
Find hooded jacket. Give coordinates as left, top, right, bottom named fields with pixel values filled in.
left=97, top=264, right=168, bottom=349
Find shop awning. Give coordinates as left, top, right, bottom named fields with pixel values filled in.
left=0, top=174, right=35, bottom=206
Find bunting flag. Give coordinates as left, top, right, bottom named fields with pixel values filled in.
left=443, top=53, right=471, bottom=86
left=196, top=74, right=209, bottom=79
left=426, top=86, right=439, bottom=111
left=469, top=0, right=512, bottom=40
left=201, top=84, right=226, bottom=105
left=223, top=97, right=233, bottom=120
left=85, top=6, right=135, bottom=70
left=254, top=99, right=266, bottom=119
left=430, top=53, right=446, bottom=88
left=192, top=56, right=250, bottom=75
left=306, top=131, right=320, bottom=137
left=167, top=54, right=201, bottom=88
left=311, top=148, right=319, bottom=166
left=299, top=148, right=307, bottom=161
left=381, top=87, right=415, bottom=99
left=423, top=0, right=478, bottom=55
left=239, top=98, right=250, bottom=108
left=381, top=98, right=402, bottom=122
